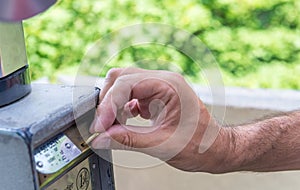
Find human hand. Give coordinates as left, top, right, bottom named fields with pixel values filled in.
left=90, top=67, right=232, bottom=173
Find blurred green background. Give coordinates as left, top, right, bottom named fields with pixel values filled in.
left=23, top=0, right=300, bottom=89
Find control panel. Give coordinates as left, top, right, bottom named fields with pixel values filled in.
left=34, top=123, right=94, bottom=189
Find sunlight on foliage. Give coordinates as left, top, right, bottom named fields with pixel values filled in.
left=23, top=0, right=300, bottom=89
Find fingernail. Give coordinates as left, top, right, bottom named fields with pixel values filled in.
left=129, top=99, right=137, bottom=110
left=91, top=133, right=111, bottom=149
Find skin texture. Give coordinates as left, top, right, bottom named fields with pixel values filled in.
left=229, top=111, right=300, bottom=172
left=90, top=67, right=300, bottom=173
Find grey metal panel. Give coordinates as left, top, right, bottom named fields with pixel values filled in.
left=95, top=150, right=115, bottom=190
left=0, top=131, right=36, bottom=190
left=0, top=84, right=97, bottom=146
left=0, top=84, right=104, bottom=189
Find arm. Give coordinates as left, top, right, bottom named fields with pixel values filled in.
left=227, top=111, right=300, bottom=172
left=90, top=67, right=300, bottom=173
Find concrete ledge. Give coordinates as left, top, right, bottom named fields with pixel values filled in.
left=194, top=85, right=300, bottom=112
left=57, top=75, right=300, bottom=112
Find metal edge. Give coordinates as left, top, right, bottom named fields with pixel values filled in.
left=0, top=65, right=31, bottom=107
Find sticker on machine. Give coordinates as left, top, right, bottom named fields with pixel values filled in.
left=34, top=133, right=82, bottom=174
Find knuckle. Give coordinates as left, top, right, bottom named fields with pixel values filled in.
left=121, top=132, right=135, bottom=149
left=172, top=72, right=185, bottom=81
left=122, top=67, right=141, bottom=75
left=114, top=75, right=132, bottom=89
left=106, top=68, right=122, bottom=81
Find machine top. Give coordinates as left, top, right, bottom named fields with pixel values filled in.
left=0, top=0, right=57, bottom=22
left=0, top=84, right=98, bottom=145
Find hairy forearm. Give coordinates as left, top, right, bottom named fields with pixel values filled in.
left=226, top=111, right=300, bottom=172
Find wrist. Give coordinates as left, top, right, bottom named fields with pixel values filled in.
left=209, top=126, right=238, bottom=173
left=196, top=125, right=237, bottom=174
left=219, top=124, right=265, bottom=172
left=198, top=124, right=258, bottom=173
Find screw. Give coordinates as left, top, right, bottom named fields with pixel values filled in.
left=65, top=143, right=71, bottom=149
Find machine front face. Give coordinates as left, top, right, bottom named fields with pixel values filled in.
left=33, top=113, right=115, bottom=190
left=0, top=84, right=115, bottom=190
left=0, top=1, right=116, bottom=189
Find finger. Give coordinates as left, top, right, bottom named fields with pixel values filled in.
left=91, top=75, right=134, bottom=133
left=131, top=79, right=176, bottom=120
left=127, top=99, right=140, bottom=117
left=91, top=124, right=161, bottom=151
left=98, top=67, right=177, bottom=109
left=90, top=68, right=123, bottom=134
left=99, top=68, right=123, bottom=104
left=118, top=99, right=140, bottom=123
left=92, top=76, right=175, bottom=133
left=99, top=67, right=147, bottom=102
left=92, top=67, right=146, bottom=132
left=92, top=68, right=140, bottom=133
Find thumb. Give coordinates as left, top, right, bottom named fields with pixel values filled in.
left=91, top=124, right=159, bottom=151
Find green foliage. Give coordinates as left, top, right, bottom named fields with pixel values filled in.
left=24, top=0, right=300, bottom=89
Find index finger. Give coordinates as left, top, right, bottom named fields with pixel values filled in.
left=92, top=72, right=173, bottom=133
left=99, top=68, right=123, bottom=103
left=91, top=74, right=137, bottom=133
left=98, top=67, right=147, bottom=103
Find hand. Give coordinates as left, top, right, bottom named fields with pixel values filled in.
left=90, top=67, right=232, bottom=173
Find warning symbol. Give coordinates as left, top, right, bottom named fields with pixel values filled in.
left=76, top=168, right=90, bottom=190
